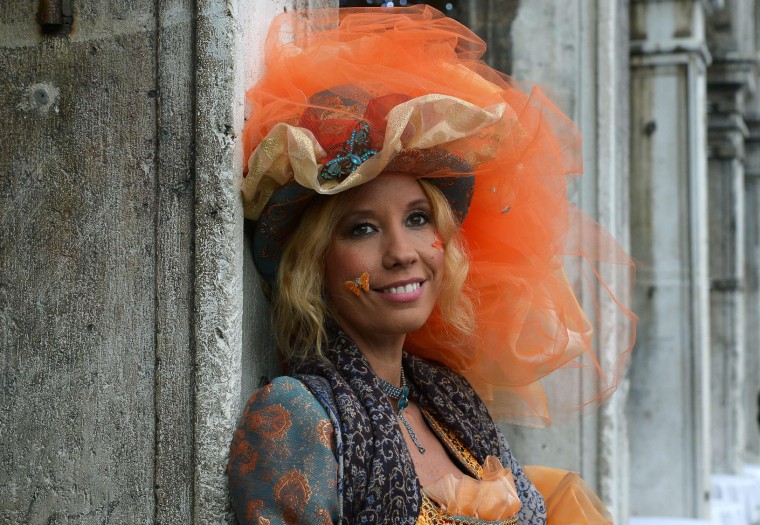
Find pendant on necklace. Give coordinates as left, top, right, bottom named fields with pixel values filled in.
left=378, top=370, right=425, bottom=454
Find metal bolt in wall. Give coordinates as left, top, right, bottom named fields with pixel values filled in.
left=38, top=0, right=72, bottom=35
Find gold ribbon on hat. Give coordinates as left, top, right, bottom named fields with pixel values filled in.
left=242, top=94, right=514, bottom=221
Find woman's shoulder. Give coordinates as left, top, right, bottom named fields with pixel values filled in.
left=237, top=376, right=333, bottom=436
left=228, top=376, right=339, bottom=524
left=247, top=375, right=323, bottom=402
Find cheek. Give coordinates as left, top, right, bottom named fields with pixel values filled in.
left=422, top=249, right=445, bottom=292
left=324, top=244, right=373, bottom=298
left=327, top=247, right=369, bottom=279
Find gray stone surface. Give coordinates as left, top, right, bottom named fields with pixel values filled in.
left=745, top=98, right=760, bottom=465
left=461, top=0, right=519, bottom=75
left=740, top=1, right=760, bottom=469
left=629, top=0, right=713, bottom=517
left=744, top=167, right=760, bottom=467
left=0, top=2, right=160, bottom=523
left=0, top=1, right=331, bottom=523
left=154, top=1, right=195, bottom=523
left=505, top=0, right=590, bottom=484
left=706, top=64, right=751, bottom=475
left=705, top=0, right=760, bottom=476
left=193, top=0, right=246, bottom=520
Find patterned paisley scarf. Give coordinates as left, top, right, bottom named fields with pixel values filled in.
left=296, top=331, right=546, bottom=525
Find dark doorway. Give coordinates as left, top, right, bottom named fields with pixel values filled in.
left=336, top=0, right=518, bottom=74
left=339, top=0, right=466, bottom=24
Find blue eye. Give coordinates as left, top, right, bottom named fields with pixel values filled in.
left=406, top=211, right=430, bottom=227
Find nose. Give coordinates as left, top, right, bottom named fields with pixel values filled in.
left=382, top=226, right=418, bottom=268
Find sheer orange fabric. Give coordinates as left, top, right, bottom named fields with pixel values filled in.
left=423, top=456, right=522, bottom=521
left=523, top=466, right=614, bottom=524
left=242, top=5, right=636, bottom=426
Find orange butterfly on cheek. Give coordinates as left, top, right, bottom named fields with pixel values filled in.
left=344, top=272, right=370, bottom=296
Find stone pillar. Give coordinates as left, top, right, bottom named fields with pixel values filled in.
left=744, top=102, right=760, bottom=465
left=490, top=2, right=633, bottom=522
left=706, top=63, right=749, bottom=476
left=628, top=0, right=716, bottom=518
left=0, top=1, right=330, bottom=523
left=1, top=3, right=171, bottom=522
left=705, top=0, right=758, bottom=475
left=738, top=1, right=760, bottom=465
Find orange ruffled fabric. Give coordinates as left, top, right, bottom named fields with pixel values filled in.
left=243, top=6, right=636, bottom=426
left=423, top=456, right=522, bottom=521
left=523, top=466, right=614, bottom=524
left=422, top=461, right=613, bottom=524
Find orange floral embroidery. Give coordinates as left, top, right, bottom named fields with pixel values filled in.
left=230, top=433, right=259, bottom=474
left=247, top=404, right=292, bottom=441
left=315, top=508, right=332, bottom=524
left=250, top=383, right=273, bottom=404
left=274, top=470, right=312, bottom=524
left=245, top=499, right=264, bottom=523
left=317, top=419, right=333, bottom=449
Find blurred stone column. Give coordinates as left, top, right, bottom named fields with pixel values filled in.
left=741, top=1, right=760, bottom=463
left=705, top=0, right=758, bottom=475
left=462, top=0, right=519, bottom=75
left=628, top=0, right=716, bottom=518
left=706, top=61, right=750, bottom=476
left=744, top=100, right=760, bottom=465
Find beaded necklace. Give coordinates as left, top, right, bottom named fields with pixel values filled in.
left=377, top=367, right=426, bottom=454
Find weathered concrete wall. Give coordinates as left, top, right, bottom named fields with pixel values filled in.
left=0, top=2, right=163, bottom=523
left=194, top=0, right=336, bottom=520
left=154, top=1, right=196, bottom=522
left=745, top=86, right=760, bottom=464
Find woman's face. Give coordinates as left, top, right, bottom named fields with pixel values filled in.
left=324, top=174, right=444, bottom=346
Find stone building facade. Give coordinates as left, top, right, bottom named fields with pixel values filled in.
left=1, top=0, right=758, bottom=523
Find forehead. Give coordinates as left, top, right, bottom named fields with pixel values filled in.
left=341, top=174, right=428, bottom=211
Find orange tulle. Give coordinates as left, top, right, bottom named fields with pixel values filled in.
left=523, top=466, right=614, bottom=524
left=242, top=5, right=637, bottom=426
left=423, top=456, right=522, bottom=521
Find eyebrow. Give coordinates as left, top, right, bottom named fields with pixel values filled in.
left=340, top=198, right=432, bottom=222
left=407, top=198, right=431, bottom=210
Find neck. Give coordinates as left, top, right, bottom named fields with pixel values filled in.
left=337, top=326, right=405, bottom=387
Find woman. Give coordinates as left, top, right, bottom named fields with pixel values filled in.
left=229, top=6, right=635, bottom=524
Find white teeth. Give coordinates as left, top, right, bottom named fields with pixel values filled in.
left=382, top=282, right=421, bottom=294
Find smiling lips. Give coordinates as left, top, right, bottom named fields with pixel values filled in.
left=382, top=282, right=421, bottom=295
left=375, top=280, right=425, bottom=302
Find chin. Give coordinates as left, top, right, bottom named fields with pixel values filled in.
left=388, top=316, right=431, bottom=337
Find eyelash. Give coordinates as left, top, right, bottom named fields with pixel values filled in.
left=349, top=223, right=376, bottom=237
left=348, top=210, right=431, bottom=237
left=406, top=211, right=430, bottom=227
